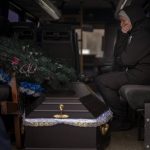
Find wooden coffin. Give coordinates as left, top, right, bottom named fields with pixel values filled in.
left=24, top=82, right=112, bottom=150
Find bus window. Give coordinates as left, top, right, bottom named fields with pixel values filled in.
left=8, top=9, right=19, bottom=22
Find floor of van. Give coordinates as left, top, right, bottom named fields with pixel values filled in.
left=106, top=127, right=143, bottom=150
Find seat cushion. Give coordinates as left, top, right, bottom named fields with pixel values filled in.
left=119, top=85, right=150, bottom=110
left=0, top=84, right=11, bottom=101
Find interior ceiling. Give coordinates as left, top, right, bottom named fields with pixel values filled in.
left=54, top=0, right=117, bottom=9
left=10, top=0, right=119, bottom=22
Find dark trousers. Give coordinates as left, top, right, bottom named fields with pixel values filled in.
left=95, top=71, right=129, bottom=119
left=0, top=117, right=11, bottom=150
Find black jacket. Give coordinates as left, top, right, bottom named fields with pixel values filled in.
left=122, top=19, right=150, bottom=84
left=116, top=6, right=150, bottom=84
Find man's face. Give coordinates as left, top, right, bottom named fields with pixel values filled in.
left=119, top=16, right=132, bottom=33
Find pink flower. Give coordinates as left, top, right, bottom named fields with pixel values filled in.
left=11, top=57, right=20, bottom=65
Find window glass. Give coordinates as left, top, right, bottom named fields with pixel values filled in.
left=75, top=29, right=105, bottom=58
left=26, top=19, right=32, bottom=22
left=8, top=9, right=19, bottom=22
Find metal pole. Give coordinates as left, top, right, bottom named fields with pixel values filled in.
left=80, top=1, right=84, bottom=74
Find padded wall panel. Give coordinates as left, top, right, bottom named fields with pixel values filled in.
left=40, top=24, right=80, bottom=74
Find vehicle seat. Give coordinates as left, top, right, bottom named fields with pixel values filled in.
left=119, top=85, right=150, bottom=110
left=119, top=84, right=150, bottom=141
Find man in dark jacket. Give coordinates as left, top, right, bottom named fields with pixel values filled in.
left=96, top=5, right=150, bottom=130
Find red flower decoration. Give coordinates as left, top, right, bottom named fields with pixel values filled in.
left=11, top=57, right=20, bottom=65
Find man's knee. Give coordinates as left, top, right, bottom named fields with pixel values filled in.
left=96, top=71, right=128, bottom=90
left=95, top=73, right=111, bottom=89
